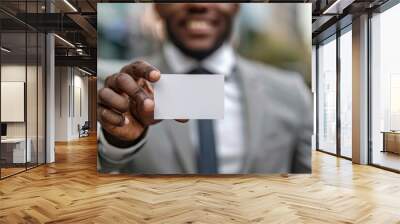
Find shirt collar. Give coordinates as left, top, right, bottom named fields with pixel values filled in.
left=163, top=42, right=235, bottom=76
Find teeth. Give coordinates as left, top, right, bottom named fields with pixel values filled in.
left=188, top=20, right=210, bottom=30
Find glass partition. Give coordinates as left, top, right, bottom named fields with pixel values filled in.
left=0, top=1, right=46, bottom=179
left=1, top=30, right=28, bottom=177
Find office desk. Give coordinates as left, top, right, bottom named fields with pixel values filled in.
left=1, top=138, right=31, bottom=164
left=382, top=131, right=400, bottom=154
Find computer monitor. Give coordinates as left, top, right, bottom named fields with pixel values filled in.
left=1, top=123, right=7, bottom=137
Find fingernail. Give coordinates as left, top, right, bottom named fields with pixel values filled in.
left=149, top=70, right=160, bottom=80
left=124, top=116, right=129, bottom=125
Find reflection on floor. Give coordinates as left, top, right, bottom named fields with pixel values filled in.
left=341, top=147, right=352, bottom=158
left=0, top=135, right=400, bottom=223
left=0, top=167, right=25, bottom=177
left=373, top=150, right=400, bottom=171
left=0, top=163, right=43, bottom=178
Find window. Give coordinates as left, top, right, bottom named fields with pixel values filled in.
left=339, top=28, right=352, bottom=158
left=370, top=2, right=400, bottom=171
left=316, top=26, right=353, bottom=159
left=317, top=36, right=337, bottom=154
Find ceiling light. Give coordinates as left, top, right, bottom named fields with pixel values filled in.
left=63, top=0, right=78, bottom=12
left=54, top=34, right=75, bottom=48
left=323, top=0, right=355, bottom=15
left=1, top=47, right=11, bottom=53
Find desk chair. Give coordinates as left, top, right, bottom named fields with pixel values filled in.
left=78, top=121, right=90, bottom=138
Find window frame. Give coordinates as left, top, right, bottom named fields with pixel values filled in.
left=315, top=23, right=353, bottom=160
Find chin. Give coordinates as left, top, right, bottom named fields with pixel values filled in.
left=184, top=39, right=216, bottom=51
left=180, top=40, right=221, bottom=59
left=168, top=31, right=224, bottom=60
left=187, top=45, right=215, bottom=53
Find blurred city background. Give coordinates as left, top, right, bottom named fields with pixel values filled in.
left=97, top=3, right=312, bottom=86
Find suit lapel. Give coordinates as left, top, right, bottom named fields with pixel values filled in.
left=154, top=54, right=197, bottom=173
left=235, top=58, right=267, bottom=172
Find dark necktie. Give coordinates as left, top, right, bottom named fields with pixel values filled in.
left=188, top=67, right=218, bottom=174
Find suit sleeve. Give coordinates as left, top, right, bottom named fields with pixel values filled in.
left=291, top=75, right=313, bottom=173
left=97, top=122, right=147, bottom=173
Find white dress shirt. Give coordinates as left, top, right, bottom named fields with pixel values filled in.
left=99, top=43, right=245, bottom=173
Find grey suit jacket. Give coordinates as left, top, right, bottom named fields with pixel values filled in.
left=98, top=54, right=313, bottom=174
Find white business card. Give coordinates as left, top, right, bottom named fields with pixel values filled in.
left=154, top=74, right=224, bottom=119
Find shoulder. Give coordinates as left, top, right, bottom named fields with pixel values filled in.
left=236, top=56, right=310, bottom=94
left=237, top=56, right=305, bottom=89
left=236, top=56, right=311, bottom=111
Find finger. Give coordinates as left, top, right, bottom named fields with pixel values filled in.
left=103, top=73, right=153, bottom=127
left=114, top=73, right=151, bottom=101
left=98, top=104, right=125, bottom=127
left=137, top=78, right=154, bottom=96
left=131, top=95, right=156, bottom=126
left=106, top=73, right=149, bottom=104
left=104, top=73, right=121, bottom=92
left=98, top=87, right=129, bottom=113
left=107, top=73, right=154, bottom=126
left=120, top=60, right=161, bottom=82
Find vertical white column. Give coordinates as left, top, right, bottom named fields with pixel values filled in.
left=46, top=1, right=55, bottom=163
left=312, top=45, right=317, bottom=150
left=46, top=33, right=55, bottom=163
left=352, top=14, right=369, bottom=164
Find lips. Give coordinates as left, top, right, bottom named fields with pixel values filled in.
left=184, top=19, right=215, bottom=35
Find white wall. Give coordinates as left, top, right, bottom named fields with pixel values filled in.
left=1, top=65, right=26, bottom=141
left=45, top=6, right=56, bottom=164
left=54, top=67, right=89, bottom=141
left=1, top=65, right=39, bottom=138
left=55, top=67, right=69, bottom=141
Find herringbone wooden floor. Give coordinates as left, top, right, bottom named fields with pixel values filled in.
left=1, top=135, right=400, bottom=224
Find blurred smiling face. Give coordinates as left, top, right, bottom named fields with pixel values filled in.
left=155, top=3, right=239, bottom=59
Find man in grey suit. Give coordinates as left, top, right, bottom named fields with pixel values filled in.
left=97, top=3, right=312, bottom=174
